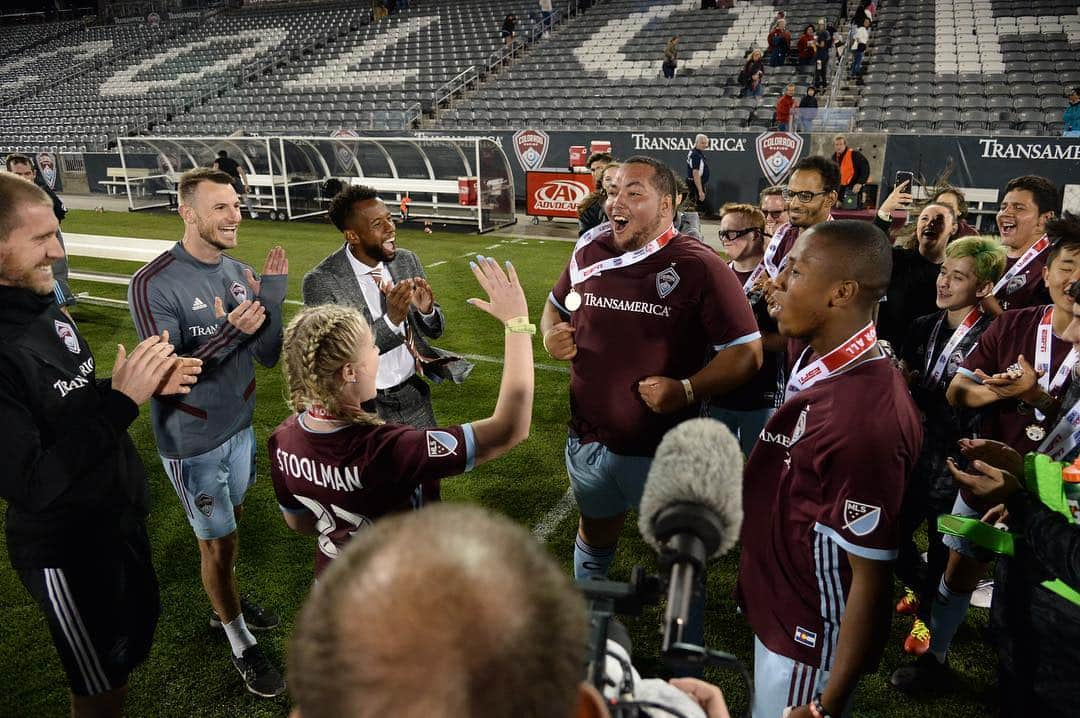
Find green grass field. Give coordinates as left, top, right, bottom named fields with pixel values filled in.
left=0, top=210, right=997, bottom=717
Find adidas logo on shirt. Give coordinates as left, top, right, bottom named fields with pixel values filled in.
left=191, top=297, right=208, bottom=311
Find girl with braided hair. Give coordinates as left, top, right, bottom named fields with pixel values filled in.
left=269, top=256, right=534, bottom=576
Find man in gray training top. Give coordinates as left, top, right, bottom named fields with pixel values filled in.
left=128, top=168, right=288, bottom=698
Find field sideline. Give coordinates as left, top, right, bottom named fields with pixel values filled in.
left=0, top=210, right=996, bottom=717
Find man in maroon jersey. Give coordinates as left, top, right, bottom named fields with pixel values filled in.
left=540, top=156, right=762, bottom=581
left=898, top=230, right=1080, bottom=691
left=763, top=156, right=839, bottom=278
left=983, top=175, right=1058, bottom=316
left=738, top=220, right=922, bottom=718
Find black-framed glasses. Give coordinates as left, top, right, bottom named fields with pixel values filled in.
left=782, top=189, right=830, bottom=202
left=718, top=227, right=760, bottom=241
left=762, top=209, right=785, bottom=218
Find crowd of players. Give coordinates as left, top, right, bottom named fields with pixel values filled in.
left=0, top=145, right=1078, bottom=717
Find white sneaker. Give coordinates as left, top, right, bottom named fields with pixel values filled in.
left=970, top=579, right=994, bottom=609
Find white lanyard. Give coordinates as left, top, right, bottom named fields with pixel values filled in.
left=992, top=234, right=1049, bottom=297
left=784, top=322, right=878, bottom=399
left=763, top=222, right=795, bottom=277
left=568, top=222, right=677, bottom=286
left=1034, top=306, right=1079, bottom=420
left=731, top=260, right=767, bottom=296
left=1039, top=394, right=1080, bottom=460
left=923, top=308, right=982, bottom=386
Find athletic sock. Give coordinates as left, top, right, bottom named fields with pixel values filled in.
left=223, top=614, right=257, bottom=658
left=927, top=576, right=972, bottom=662
left=574, top=535, right=616, bottom=580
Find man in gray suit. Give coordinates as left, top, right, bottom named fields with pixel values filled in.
left=302, top=185, right=471, bottom=502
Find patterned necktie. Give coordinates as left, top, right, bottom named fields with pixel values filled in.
left=368, top=268, right=425, bottom=376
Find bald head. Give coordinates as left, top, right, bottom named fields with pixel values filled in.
left=289, top=504, right=588, bottom=718
left=803, top=219, right=892, bottom=305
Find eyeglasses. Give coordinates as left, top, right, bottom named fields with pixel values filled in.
left=718, top=227, right=760, bottom=241
left=762, top=209, right=785, bottom=218
left=782, top=189, right=831, bottom=202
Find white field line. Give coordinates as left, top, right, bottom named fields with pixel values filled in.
left=532, top=487, right=576, bottom=543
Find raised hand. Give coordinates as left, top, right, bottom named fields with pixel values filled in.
left=879, top=179, right=913, bottom=215
left=974, top=354, right=1041, bottom=401
left=384, top=279, right=414, bottom=325
left=410, top=277, right=435, bottom=314
left=244, top=245, right=288, bottom=304
left=215, top=297, right=266, bottom=335
left=466, top=255, right=528, bottom=322
left=112, top=334, right=179, bottom=405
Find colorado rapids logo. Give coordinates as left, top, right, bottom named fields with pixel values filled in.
left=843, top=499, right=882, bottom=537
left=656, top=267, right=680, bottom=299
left=54, top=320, right=80, bottom=354
left=754, top=131, right=804, bottom=185
left=1005, top=274, right=1026, bottom=295
left=512, top=128, right=549, bottom=172
left=230, top=281, right=248, bottom=303
left=330, top=128, right=360, bottom=173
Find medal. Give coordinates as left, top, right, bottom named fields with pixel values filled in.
left=565, top=289, right=582, bottom=312
left=1026, top=424, right=1046, bottom=442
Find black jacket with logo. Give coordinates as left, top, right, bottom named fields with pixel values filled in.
left=0, top=286, right=147, bottom=568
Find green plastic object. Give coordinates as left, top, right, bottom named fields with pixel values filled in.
left=936, top=452, right=1080, bottom=607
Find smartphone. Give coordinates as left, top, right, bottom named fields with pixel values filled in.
left=894, top=171, right=915, bottom=192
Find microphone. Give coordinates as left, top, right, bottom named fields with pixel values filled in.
left=638, top=418, right=744, bottom=657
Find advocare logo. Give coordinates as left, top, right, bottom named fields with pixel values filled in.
left=533, top=178, right=591, bottom=213
left=754, top=131, right=804, bottom=185
left=513, top=129, right=550, bottom=172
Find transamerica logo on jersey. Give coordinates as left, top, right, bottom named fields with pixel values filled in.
left=843, top=500, right=882, bottom=537
left=582, top=292, right=672, bottom=317
left=512, top=128, right=549, bottom=172
left=54, top=320, right=80, bottom=354
left=426, top=430, right=459, bottom=458
left=754, top=131, right=804, bottom=185
left=656, top=267, right=680, bottom=298
left=230, top=281, right=248, bottom=303
left=191, top=296, right=208, bottom=311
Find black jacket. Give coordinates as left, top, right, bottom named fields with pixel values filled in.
left=0, top=286, right=147, bottom=568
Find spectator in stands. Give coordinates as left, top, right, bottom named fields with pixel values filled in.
left=849, top=16, right=870, bottom=78
left=578, top=161, right=618, bottom=236
left=662, top=35, right=679, bottom=79
left=539, top=0, right=553, bottom=31
left=212, top=150, right=256, bottom=219
left=500, top=14, right=515, bottom=47
left=674, top=179, right=702, bottom=240
left=5, top=154, right=75, bottom=314
left=738, top=49, right=765, bottom=97
left=832, top=134, right=870, bottom=209
left=852, top=0, right=873, bottom=28
left=775, top=84, right=796, bottom=131
left=1063, top=87, right=1080, bottom=136
left=767, top=18, right=790, bottom=67
left=687, top=133, right=711, bottom=217
left=796, top=24, right=816, bottom=72
left=813, top=18, right=832, bottom=88
left=759, top=185, right=788, bottom=239
left=288, top=504, right=732, bottom=718
left=797, top=85, right=818, bottom=130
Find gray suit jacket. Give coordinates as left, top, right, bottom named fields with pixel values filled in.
left=301, top=245, right=472, bottom=384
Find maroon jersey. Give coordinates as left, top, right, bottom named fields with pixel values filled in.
left=550, top=232, right=759, bottom=455
left=958, top=305, right=1072, bottom=454
left=996, top=251, right=1051, bottom=312
left=711, top=265, right=779, bottom=411
left=737, top=357, right=922, bottom=668
left=269, top=414, right=474, bottom=575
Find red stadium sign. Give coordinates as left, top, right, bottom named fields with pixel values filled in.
left=525, top=171, right=593, bottom=219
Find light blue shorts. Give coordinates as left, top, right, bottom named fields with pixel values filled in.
left=752, top=637, right=849, bottom=718
left=160, top=427, right=256, bottom=540
left=565, top=435, right=652, bottom=518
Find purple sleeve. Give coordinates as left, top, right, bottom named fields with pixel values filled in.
left=701, top=258, right=761, bottom=350
left=370, top=425, right=474, bottom=488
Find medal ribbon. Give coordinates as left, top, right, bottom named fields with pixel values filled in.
left=784, top=322, right=878, bottom=399
left=568, top=222, right=678, bottom=287
left=923, top=308, right=982, bottom=386
left=307, top=405, right=337, bottom=420
left=1034, top=305, right=1079, bottom=420
left=732, top=260, right=767, bottom=296
left=992, top=234, right=1049, bottom=297
left=763, top=222, right=796, bottom=277
left=1039, top=398, right=1080, bottom=459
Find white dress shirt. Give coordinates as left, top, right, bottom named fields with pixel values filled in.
left=344, top=248, right=416, bottom=390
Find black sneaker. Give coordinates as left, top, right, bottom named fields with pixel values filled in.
left=209, top=596, right=281, bottom=631
left=231, top=644, right=285, bottom=698
left=890, top=653, right=951, bottom=693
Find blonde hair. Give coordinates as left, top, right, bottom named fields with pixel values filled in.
left=283, top=304, right=383, bottom=425
left=720, top=202, right=766, bottom=230
left=577, top=161, right=620, bottom=218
